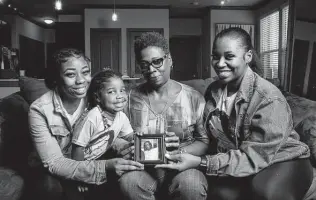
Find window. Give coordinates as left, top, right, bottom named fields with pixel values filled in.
left=260, top=5, right=289, bottom=84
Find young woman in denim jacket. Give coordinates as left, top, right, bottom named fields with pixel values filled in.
left=157, top=27, right=313, bottom=200
left=28, top=48, right=143, bottom=200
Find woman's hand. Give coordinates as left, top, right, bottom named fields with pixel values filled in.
left=155, top=153, right=201, bottom=172
left=165, top=131, right=180, bottom=150
left=106, top=158, right=144, bottom=176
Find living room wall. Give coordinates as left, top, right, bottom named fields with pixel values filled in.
left=170, top=18, right=202, bottom=36
left=84, top=8, right=169, bottom=74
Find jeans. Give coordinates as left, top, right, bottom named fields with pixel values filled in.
left=207, top=158, right=313, bottom=200
left=118, top=168, right=208, bottom=200
left=25, top=167, right=117, bottom=200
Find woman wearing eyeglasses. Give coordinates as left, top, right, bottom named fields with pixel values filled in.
left=117, top=32, right=209, bottom=200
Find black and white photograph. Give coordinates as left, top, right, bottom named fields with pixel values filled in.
left=1, top=0, right=316, bottom=199
left=134, top=134, right=166, bottom=165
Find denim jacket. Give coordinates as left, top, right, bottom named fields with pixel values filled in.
left=203, top=67, right=310, bottom=177
left=29, top=90, right=107, bottom=184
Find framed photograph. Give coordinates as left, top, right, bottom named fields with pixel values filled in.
left=134, top=134, right=166, bottom=165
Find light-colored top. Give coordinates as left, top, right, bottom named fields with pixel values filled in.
left=209, top=86, right=237, bottom=141
left=72, top=106, right=133, bottom=160
left=144, top=147, right=159, bottom=160
left=29, top=89, right=107, bottom=185
left=126, top=82, right=209, bottom=147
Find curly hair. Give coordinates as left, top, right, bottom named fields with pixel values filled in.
left=134, top=32, right=169, bottom=62
left=45, top=48, right=90, bottom=89
left=213, top=27, right=262, bottom=76
left=87, top=68, right=122, bottom=109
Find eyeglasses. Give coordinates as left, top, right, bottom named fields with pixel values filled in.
left=138, top=54, right=168, bottom=72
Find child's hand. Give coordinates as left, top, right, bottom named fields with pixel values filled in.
left=77, top=184, right=89, bottom=192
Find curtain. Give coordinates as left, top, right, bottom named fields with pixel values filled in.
left=215, top=24, right=255, bottom=47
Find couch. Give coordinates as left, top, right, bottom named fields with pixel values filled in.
left=0, top=76, right=316, bottom=200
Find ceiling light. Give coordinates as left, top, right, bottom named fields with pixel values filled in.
left=8, top=4, right=11, bottom=7
left=44, top=19, right=54, bottom=24
left=55, top=0, right=62, bottom=10
left=192, top=1, right=199, bottom=6
left=220, top=1, right=225, bottom=5
left=112, top=12, right=118, bottom=21
left=112, top=0, right=118, bottom=21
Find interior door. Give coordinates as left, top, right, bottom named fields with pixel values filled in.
left=307, top=42, right=316, bottom=100
left=90, top=29, right=121, bottom=75
left=169, top=36, right=201, bottom=81
left=291, top=39, right=309, bottom=96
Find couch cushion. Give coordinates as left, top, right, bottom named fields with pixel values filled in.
left=19, top=76, right=49, bottom=104
left=295, top=115, right=316, bottom=167
left=180, top=77, right=215, bottom=95
left=283, top=91, right=316, bottom=128
left=0, top=92, right=32, bottom=174
left=0, top=167, right=24, bottom=200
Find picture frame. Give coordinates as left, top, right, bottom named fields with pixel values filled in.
left=134, top=134, right=166, bottom=165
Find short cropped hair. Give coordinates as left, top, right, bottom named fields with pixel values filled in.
left=134, top=32, right=169, bottom=61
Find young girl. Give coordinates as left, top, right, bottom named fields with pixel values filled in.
left=71, top=69, right=142, bottom=193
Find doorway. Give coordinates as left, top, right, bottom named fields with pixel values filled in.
left=290, top=39, right=309, bottom=96
left=307, top=42, right=316, bottom=100
left=169, top=36, right=201, bottom=81
left=90, top=28, right=121, bottom=75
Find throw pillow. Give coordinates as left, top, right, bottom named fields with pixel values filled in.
left=295, top=115, right=316, bottom=167
left=19, top=76, right=49, bottom=104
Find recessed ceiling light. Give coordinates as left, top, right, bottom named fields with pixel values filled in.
left=44, top=19, right=54, bottom=24
left=8, top=4, right=11, bottom=7
left=221, top=1, right=225, bottom=5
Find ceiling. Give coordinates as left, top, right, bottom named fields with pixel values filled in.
left=296, top=0, right=316, bottom=23
left=1, top=0, right=268, bottom=25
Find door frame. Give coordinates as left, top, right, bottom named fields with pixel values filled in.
left=127, top=28, right=164, bottom=77
left=90, top=28, right=121, bottom=74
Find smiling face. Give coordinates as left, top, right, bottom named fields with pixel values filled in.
left=139, top=46, right=172, bottom=88
left=58, top=56, right=91, bottom=101
left=144, top=141, right=152, bottom=151
left=212, top=36, right=252, bottom=88
left=97, top=77, right=127, bottom=115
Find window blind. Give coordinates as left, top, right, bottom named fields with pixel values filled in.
left=280, top=5, right=289, bottom=85
left=260, top=11, right=279, bottom=79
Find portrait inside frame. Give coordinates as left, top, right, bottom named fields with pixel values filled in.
left=134, top=134, right=166, bottom=165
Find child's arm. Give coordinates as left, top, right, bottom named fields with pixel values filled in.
left=120, top=132, right=134, bottom=142
left=72, top=144, right=85, bottom=161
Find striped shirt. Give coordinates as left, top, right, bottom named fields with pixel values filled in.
left=72, top=107, right=133, bottom=160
